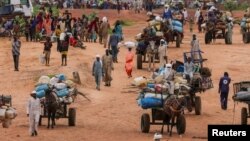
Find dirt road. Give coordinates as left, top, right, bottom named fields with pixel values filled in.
left=0, top=9, right=249, bottom=141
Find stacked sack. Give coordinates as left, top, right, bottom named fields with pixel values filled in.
left=136, top=81, right=172, bottom=109
left=35, top=74, right=76, bottom=104
left=172, top=20, right=183, bottom=33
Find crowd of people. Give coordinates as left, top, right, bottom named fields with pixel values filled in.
left=2, top=2, right=245, bottom=137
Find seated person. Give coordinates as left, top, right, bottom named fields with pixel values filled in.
left=164, top=64, right=175, bottom=95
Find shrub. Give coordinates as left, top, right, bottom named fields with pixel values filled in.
left=224, top=0, right=249, bottom=11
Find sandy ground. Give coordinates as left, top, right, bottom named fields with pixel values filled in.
left=0, top=9, right=249, bottom=141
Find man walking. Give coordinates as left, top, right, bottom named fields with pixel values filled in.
left=12, top=36, right=21, bottom=71
left=226, top=18, right=233, bottom=44
left=191, top=34, right=201, bottom=62
left=92, top=55, right=103, bottom=90
left=219, top=72, right=231, bottom=110
left=43, top=37, right=53, bottom=66
left=100, top=17, right=110, bottom=48
left=108, top=29, right=120, bottom=63
left=27, top=91, right=41, bottom=136
left=102, top=49, right=114, bottom=86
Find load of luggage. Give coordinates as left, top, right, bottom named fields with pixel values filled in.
left=33, top=74, right=77, bottom=104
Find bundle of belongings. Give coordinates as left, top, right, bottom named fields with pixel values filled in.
left=134, top=76, right=190, bottom=109
left=172, top=19, right=183, bottom=33
left=34, top=74, right=76, bottom=104
left=136, top=88, right=185, bottom=109
left=0, top=95, right=17, bottom=128
left=134, top=62, right=213, bottom=109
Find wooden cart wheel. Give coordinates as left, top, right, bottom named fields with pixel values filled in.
left=176, top=114, right=186, bottom=135
left=185, top=96, right=193, bottom=112
left=141, top=113, right=150, bottom=133
left=241, top=107, right=248, bottom=125
left=137, top=54, right=143, bottom=69
left=225, top=32, right=229, bottom=44
left=205, top=32, right=212, bottom=44
left=68, top=108, right=76, bottom=126
left=243, top=32, right=250, bottom=44
left=195, top=96, right=202, bottom=115
left=247, top=32, right=250, bottom=43
left=176, top=34, right=180, bottom=48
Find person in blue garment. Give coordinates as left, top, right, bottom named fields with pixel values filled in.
left=163, top=4, right=172, bottom=21
left=218, top=72, right=231, bottom=110
left=114, top=20, right=123, bottom=41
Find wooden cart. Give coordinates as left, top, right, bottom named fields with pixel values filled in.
left=141, top=108, right=186, bottom=135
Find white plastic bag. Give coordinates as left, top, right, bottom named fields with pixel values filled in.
left=124, top=41, right=136, bottom=48
left=50, top=77, right=59, bottom=85
left=38, top=76, right=50, bottom=84
left=39, top=54, right=45, bottom=64
left=54, top=83, right=67, bottom=90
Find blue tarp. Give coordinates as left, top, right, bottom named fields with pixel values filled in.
left=56, top=88, right=69, bottom=97
left=35, top=84, right=49, bottom=92
left=140, top=97, right=163, bottom=109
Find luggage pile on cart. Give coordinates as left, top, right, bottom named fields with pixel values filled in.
left=33, top=73, right=84, bottom=126
left=34, top=74, right=77, bottom=104
left=0, top=95, right=17, bottom=128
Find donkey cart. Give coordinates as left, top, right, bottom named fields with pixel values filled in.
left=232, top=81, right=250, bottom=125
left=38, top=88, right=80, bottom=127
left=141, top=108, right=186, bottom=136
left=171, top=52, right=213, bottom=115
left=139, top=93, right=187, bottom=136
left=205, top=21, right=231, bottom=44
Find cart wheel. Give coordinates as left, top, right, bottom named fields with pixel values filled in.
left=39, top=116, right=42, bottom=126
left=248, top=32, right=250, bottom=42
left=205, top=32, right=211, bottom=44
left=195, top=96, right=201, bottom=115
left=137, top=54, right=143, bottom=69
left=225, top=32, right=229, bottom=44
left=141, top=113, right=150, bottom=133
left=185, top=96, right=193, bottom=112
left=68, top=108, right=76, bottom=126
left=241, top=107, right=248, bottom=125
left=243, top=32, right=250, bottom=43
left=176, top=34, right=180, bottom=48
left=176, top=114, right=186, bottom=135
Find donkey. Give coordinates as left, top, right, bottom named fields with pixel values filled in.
left=45, top=87, right=59, bottom=129
left=147, top=40, right=158, bottom=72
left=161, top=95, right=186, bottom=136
